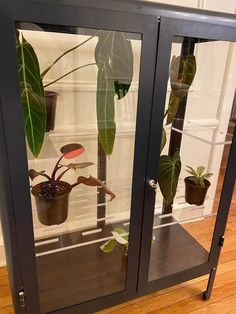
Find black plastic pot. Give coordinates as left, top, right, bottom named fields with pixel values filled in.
left=45, top=91, right=59, bottom=132
left=184, top=177, right=211, bottom=206
left=31, top=181, right=72, bottom=226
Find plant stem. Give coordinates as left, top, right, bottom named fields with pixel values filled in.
left=56, top=167, right=70, bottom=182
left=41, top=173, right=53, bottom=181
left=51, top=155, right=64, bottom=181
left=71, top=182, right=81, bottom=189
left=43, top=63, right=97, bottom=88
left=41, top=31, right=101, bottom=78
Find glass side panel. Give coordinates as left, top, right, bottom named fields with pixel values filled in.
left=15, top=24, right=141, bottom=312
left=148, top=36, right=236, bottom=282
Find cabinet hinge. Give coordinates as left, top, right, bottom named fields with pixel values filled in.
left=219, top=235, right=225, bottom=247
left=18, top=290, right=26, bottom=308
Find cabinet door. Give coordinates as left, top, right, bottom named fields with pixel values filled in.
left=0, top=3, right=158, bottom=313
left=138, top=17, right=236, bottom=295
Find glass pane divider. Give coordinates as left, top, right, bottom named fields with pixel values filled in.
left=153, top=212, right=217, bottom=230
left=171, top=126, right=232, bottom=146
left=35, top=232, right=129, bottom=258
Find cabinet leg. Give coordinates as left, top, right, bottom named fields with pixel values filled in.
left=202, top=267, right=217, bottom=300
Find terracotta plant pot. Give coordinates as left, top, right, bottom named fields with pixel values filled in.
left=45, top=91, right=59, bottom=132
left=31, top=181, right=72, bottom=226
left=184, top=177, right=211, bottom=206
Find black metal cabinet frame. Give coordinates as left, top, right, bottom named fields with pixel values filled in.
left=138, top=16, right=236, bottom=296
left=0, top=1, right=159, bottom=313
left=0, top=1, right=236, bottom=313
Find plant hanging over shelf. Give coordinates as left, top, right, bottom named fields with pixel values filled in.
left=16, top=28, right=134, bottom=158
left=157, top=53, right=197, bottom=205
left=29, top=143, right=115, bottom=226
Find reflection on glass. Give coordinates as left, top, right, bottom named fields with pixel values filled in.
left=16, top=24, right=141, bottom=312
left=149, top=36, right=236, bottom=282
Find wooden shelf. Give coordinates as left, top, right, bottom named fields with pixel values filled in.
left=36, top=223, right=126, bottom=313
left=35, top=219, right=209, bottom=312
left=149, top=220, right=209, bottom=281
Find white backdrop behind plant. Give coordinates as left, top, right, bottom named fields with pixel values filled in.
left=22, top=30, right=141, bottom=242
left=1, top=0, right=236, bottom=265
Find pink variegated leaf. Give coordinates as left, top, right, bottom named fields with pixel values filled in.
left=60, top=143, right=85, bottom=159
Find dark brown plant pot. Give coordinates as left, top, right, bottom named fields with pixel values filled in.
left=184, top=177, right=211, bottom=206
left=120, top=245, right=128, bottom=270
left=31, top=181, right=72, bottom=226
left=45, top=91, right=59, bottom=132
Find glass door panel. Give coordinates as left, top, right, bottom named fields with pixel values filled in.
left=15, top=24, right=141, bottom=312
left=148, top=36, right=236, bottom=282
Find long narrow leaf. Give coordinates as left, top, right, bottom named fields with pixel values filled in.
left=158, top=152, right=181, bottom=204
left=170, top=54, right=196, bottom=99
left=95, top=31, right=133, bottom=100
left=96, top=55, right=116, bottom=155
left=16, top=33, right=46, bottom=158
left=166, top=91, right=180, bottom=125
left=161, top=128, right=167, bottom=153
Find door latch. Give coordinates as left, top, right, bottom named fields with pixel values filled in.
left=219, top=235, right=225, bottom=247
left=148, top=179, right=158, bottom=192
left=19, top=290, right=26, bottom=308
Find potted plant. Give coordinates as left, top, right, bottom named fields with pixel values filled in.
left=156, top=53, right=197, bottom=207
left=16, top=29, right=133, bottom=158
left=100, top=228, right=155, bottom=269
left=184, top=165, right=213, bottom=206
left=29, top=143, right=115, bottom=226
left=100, top=228, right=128, bottom=269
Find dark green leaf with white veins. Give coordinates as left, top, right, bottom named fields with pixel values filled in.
left=96, top=55, right=116, bottom=156
left=166, top=91, right=180, bottom=126
left=95, top=31, right=133, bottom=100
left=16, top=33, right=46, bottom=158
left=161, top=127, right=167, bottom=153
left=170, top=54, right=196, bottom=99
left=158, top=152, right=181, bottom=204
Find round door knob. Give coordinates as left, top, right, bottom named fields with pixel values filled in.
left=148, top=179, right=158, bottom=192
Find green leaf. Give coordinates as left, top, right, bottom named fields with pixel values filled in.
left=100, top=239, right=117, bottom=253
left=202, top=173, right=213, bottom=179
left=95, top=31, right=134, bottom=156
left=16, top=33, right=46, bottom=158
left=114, top=228, right=128, bottom=242
left=166, top=91, right=180, bottom=125
left=161, top=127, right=167, bottom=152
left=158, top=152, right=181, bottom=204
left=95, top=31, right=133, bottom=100
left=185, top=165, right=199, bottom=178
left=96, top=55, right=116, bottom=156
left=170, top=54, right=196, bottom=99
left=197, top=166, right=205, bottom=177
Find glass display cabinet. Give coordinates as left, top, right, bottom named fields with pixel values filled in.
left=0, top=1, right=236, bottom=313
